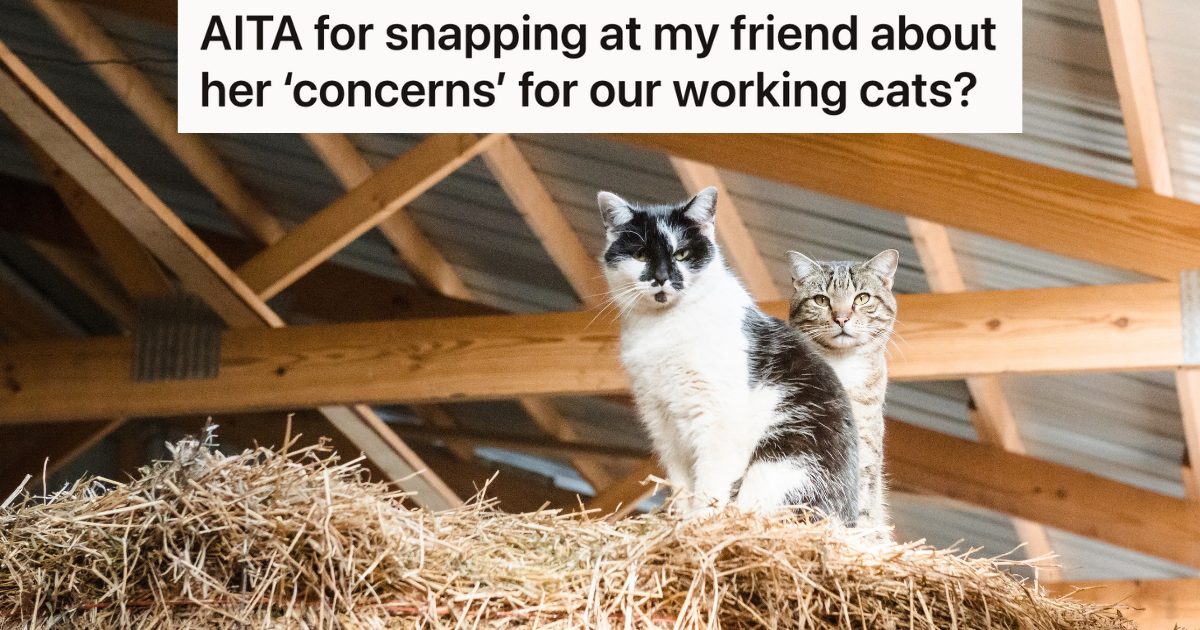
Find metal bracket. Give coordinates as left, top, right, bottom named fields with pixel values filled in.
left=1182, top=270, right=1200, bottom=365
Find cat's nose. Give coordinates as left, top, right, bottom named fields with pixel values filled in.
left=835, top=315, right=851, bottom=328
left=652, top=263, right=670, bottom=285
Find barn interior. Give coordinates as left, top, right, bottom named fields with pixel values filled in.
left=0, top=0, right=1198, bottom=626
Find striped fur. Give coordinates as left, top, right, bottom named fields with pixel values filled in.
left=787, top=250, right=898, bottom=542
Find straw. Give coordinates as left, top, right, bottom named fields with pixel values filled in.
left=0, top=430, right=1134, bottom=629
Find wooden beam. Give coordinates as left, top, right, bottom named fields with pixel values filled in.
left=669, top=157, right=781, bottom=301
left=0, top=261, right=76, bottom=342
left=76, top=0, right=174, bottom=28
left=907, top=216, right=1060, bottom=580
left=1176, top=371, right=1200, bottom=499
left=887, top=419, right=1200, bottom=569
left=1043, top=579, right=1200, bottom=630
left=23, top=239, right=136, bottom=330
left=411, top=404, right=476, bottom=462
left=22, top=137, right=173, bottom=299
left=1099, top=0, right=1173, bottom=197
left=518, top=396, right=616, bottom=489
left=415, top=446, right=586, bottom=513
left=586, top=458, right=663, bottom=518
left=0, top=47, right=277, bottom=329
left=303, top=133, right=474, bottom=302
left=601, top=134, right=1200, bottom=281
left=387, top=422, right=648, bottom=461
left=0, top=45, right=458, bottom=510
left=27, top=0, right=286, bottom=244
left=481, top=135, right=609, bottom=308
left=0, top=244, right=126, bottom=488
left=318, top=404, right=461, bottom=508
left=237, top=133, right=500, bottom=301
left=305, top=132, right=613, bottom=490
left=1097, top=0, right=1200, bottom=500
left=0, top=282, right=1186, bottom=423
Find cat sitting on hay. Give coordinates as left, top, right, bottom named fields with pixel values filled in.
left=597, top=186, right=898, bottom=540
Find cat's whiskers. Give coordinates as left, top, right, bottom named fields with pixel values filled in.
left=587, top=284, right=642, bottom=327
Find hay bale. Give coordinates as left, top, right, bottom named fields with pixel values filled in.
left=0, top=431, right=1132, bottom=629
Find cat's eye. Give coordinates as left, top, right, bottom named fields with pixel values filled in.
left=813, top=295, right=830, bottom=306
left=854, top=293, right=871, bottom=305
left=674, top=249, right=691, bottom=261
left=633, top=248, right=648, bottom=262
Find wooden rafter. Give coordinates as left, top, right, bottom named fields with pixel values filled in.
left=1098, top=0, right=1200, bottom=502
left=0, top=50, right=274, bottom=328
left=304, top=133, right=613, bottom=490
left=387, top=422, right=647, bottom=461
left=669, top=157, right=781, bottom=301
left=586, top=458, right=663, bottom=518
left=302, top=133, right=474, bottom=301
left=1099, top=0, right=1173, bottom=197
left=906, top=217, right=1060, bottom=580
left=0, top=260, right=77, bottom=341
left=0, top=246, right=126, bottom=488
left=237, top=133, right=500, bottom=300
left=77, top=0, right=173, bottom=28
left=1043, top=578, right=1200, bottom=629
left=1, top=282, right=1184, bottom=423
left=28, top=0, right=286, bottom=245
left=22, top=138, right=173, bottom=299
left=481, top=134, right=609, bottom=308
left=601, top=134, right=1200, bottom=280
left=0, top=45, right=460, bottom=511
left=23, top=239, right=137, bottom=330
left=517, top=396, right=615, bottom=489
left=887, top=419, right=1200, bottom=569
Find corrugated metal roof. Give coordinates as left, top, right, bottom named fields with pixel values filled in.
left=0, top=0, right=1194, bottom=582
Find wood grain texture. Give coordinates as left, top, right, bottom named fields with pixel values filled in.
left=320, top=404, right=462, bottom=510
left=482, top=135, right=609, bottom=308
left=602, top=133, right=1200, bottom=280
left=1096, top=0, right=1199, bottom=502
left=0, top=282, right=1183, bottom=423
left=907, top=216, right=1059, bottom=580
left=0, top=310, right=627, bottom=423
left=238, top=133, right=500, bottom=300
left=670, top=157, right=781, bottom=301
left=887, top=419, right=1200, bottom=569
left=0, top=45, right=454, bottom=506
left=29, top=0, right=286, bottom=244
left=879, top=281, right=1181, bottom=380
left=1099, top=0, right=1173, bottom=196
left=0, top=48, right=278, bottom=328
left=303, top=132, right=474, bottom=301
left=1043, top=579, right=1200, bottom=630
left=23, top=138, right=173, bottom=299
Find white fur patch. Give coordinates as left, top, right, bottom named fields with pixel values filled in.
left=735, top=458, right=816, bottom=513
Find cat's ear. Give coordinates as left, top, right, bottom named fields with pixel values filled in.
left=866, top=249, right=899, bottom=290
left=787, top=251, right=820, bottom=285
left=597, top=191, right=633, bottom=229
left=682, top=186, right=718, bottom=226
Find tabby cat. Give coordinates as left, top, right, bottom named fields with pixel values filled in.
left=787, top=250, right=899, bottom=539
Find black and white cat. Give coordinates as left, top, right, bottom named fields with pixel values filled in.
left=598, top=186, right=859, bottom=522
